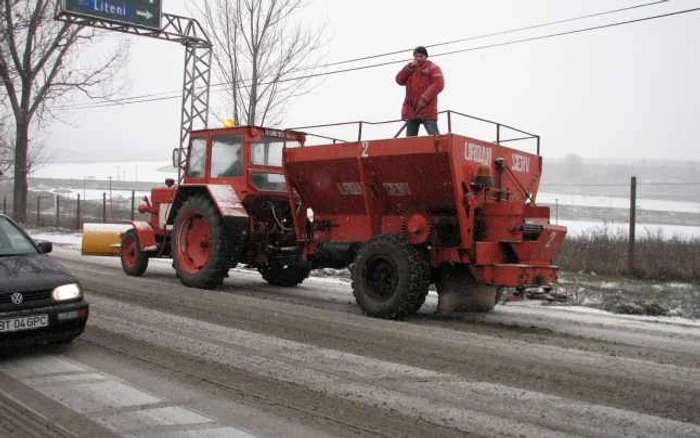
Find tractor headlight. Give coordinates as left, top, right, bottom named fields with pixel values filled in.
left=52, top=283, right=82, bottom=302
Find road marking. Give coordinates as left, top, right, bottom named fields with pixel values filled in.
left=87, top=295, right=700, bottom=438
left=0, top=355, right=256, bottom=437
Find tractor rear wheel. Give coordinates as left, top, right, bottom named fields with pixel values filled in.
left=435, top=264, right=497, bottom=313
left=120, top=229, right=149, bottom=276
left=351, top=235, right=430, bottom=319
left=172, top=195, right=232, bottom=289
left=258, top=264, right=310, bottom=287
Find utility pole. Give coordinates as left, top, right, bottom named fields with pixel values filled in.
left=628, top=176, right=637, bottom=272
left=108, top=176, right=113, bottom=221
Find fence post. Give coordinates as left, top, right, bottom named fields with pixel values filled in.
left=36, top=196, right=41, bottom=227
left=2, top=196, right=6, bottom=214
left=102, top=192, right=107, bottom=223
left=131, top=190, right=136, bottom=221
left=76, top=194, right=81, bottom=230
left=628, top=176, right=637, bottom=272
left=56, top=195, right=60, bottom=228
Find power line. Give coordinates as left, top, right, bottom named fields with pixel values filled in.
left=59, top=1, right=676, bottom=110
left=58, top=1, right=671, bottom=109
left=314, top=0, right=670, bottom=70
left=61, top=4, right=700, bottom=112
left=433, top=5, right=700, bottom=59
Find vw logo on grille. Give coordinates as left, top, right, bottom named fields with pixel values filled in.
left=10, top=293, right=24, bottom=305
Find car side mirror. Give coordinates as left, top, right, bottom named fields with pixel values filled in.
left=36, top=240, right=53, bottom=254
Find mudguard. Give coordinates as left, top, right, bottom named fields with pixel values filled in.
left=129, top=221, right=158, bottom=252
left=168, top=184, right=249, bottom=224
left=206, top=185, right=248, bottom=218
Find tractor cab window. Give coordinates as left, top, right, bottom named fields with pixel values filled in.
left=211, top=135, right=244, bottom=178
left=251, top=138, right=301, bottom=167
left=187, top=138, right=207, bottom=178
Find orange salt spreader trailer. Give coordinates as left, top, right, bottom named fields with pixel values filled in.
left=82, top=111, right=566, bottom=319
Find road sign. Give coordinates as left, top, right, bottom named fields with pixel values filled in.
left=62, top=0, right=162, bottom=31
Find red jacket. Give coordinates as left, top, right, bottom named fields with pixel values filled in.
left=396, top=60, right=445, bottom=121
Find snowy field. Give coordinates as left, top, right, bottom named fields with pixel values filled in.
left=32, top=185, right=150, bottom=201
left=538, top=191, right=700, bottom=214
left=33, top=160, right=175, bottom=183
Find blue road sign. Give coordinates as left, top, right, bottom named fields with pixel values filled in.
left=62, top=0, right=162, bottom=31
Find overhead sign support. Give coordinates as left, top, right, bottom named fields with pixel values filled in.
left=56, top=2, right=212, bottom=182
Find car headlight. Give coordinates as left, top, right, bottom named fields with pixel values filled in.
left=52, top=283, right=82, bottom=302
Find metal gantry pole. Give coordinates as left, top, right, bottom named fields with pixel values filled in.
left=178, top=44, right=212, bottom=182
left=54, top=12, right=213, bottom=184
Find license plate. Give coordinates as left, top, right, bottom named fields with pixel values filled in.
left=0, top=315, right=49, bottom=333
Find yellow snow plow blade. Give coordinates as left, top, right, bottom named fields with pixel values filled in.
left=81, top=223, right=131, bottom=256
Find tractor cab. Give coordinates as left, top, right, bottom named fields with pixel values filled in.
left=177, top=125, right=306, bottom=200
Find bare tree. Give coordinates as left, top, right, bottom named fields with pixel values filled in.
left=198, top=0, right=325, bottom=126
left=0, top=114, right=10, bottom=177
left=0, top=0, right=127, bottom=222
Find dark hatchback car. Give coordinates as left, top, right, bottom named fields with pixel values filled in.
left=0, top=214, right=88, bottom=349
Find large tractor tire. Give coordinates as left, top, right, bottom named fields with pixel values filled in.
left=258, top=264, right=310, bottom=287
left=435, top=264, right=497, bottom=313
left=172, top=195, right=233, bottom=289
left=120, top=229, right=149, bottom=276
left=351, top=235, right=430, bottom=319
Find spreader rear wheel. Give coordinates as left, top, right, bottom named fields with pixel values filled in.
left=120, top=230, right=149, bottom=276
left=259, top=264, right=310, bottom=287
left=173, top=195, right=232, bottom=289
left=351, top=235, right=430, bottom=319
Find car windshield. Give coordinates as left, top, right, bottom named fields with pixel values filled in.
left=0, top=217, right=38, bottom=256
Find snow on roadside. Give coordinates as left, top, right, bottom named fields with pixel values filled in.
left=29, top=229, right=83, bottom=248
left=27, top=229, right=700, bottom=323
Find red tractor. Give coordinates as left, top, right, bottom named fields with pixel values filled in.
left=83, top=111, right=566, bottom=318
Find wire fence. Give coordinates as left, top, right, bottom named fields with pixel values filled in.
left=1, top=176, right=699, bottom=235
left=1, top=190, right=148, bottom=230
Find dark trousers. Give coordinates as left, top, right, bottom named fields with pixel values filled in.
left=406, top=119, right=440, bottom=137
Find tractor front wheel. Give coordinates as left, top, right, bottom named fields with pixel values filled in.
left=120, top=229, right=149, bottom=276
left=172, top=195, right=232, bottom=289
left=259, top=264, right=310, bottom=287
left=351, top=235, right=430, bottom=319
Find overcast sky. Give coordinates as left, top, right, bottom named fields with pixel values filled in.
left=45, top=0, right=700, bottom=164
